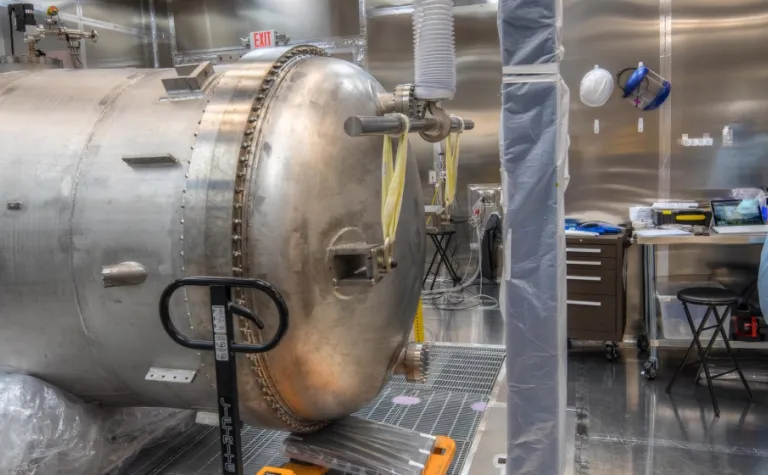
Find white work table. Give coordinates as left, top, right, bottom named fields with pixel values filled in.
left=635, top=233, right=766, bottom=246
left=632, top=232, right=767, bottom=379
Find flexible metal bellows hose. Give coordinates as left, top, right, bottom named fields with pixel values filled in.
left=412, top=0, right=457, bottom=101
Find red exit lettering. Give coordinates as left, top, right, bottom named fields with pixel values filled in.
left=251, top=30, right=274, bottom=49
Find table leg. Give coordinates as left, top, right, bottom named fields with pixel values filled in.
left=642, top=244, right=659, bottom=379
left=648, top=244, right=658, bottom=363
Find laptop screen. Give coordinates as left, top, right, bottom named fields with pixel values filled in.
left=712, top=200, right=764, bottom=227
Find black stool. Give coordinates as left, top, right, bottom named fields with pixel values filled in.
left=423, top=228, right=462, bottom=290
left=666, top=287, right=753, bottom=416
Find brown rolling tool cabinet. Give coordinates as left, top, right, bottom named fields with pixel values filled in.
left=566, top=231, right=627, bottom=361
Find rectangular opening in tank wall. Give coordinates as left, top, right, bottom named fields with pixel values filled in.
left=329, top=243, right=386, bottom=287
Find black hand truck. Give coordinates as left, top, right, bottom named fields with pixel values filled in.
left=159, top=276, right=290, bottom=475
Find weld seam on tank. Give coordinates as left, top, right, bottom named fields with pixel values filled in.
left=412, top=0, right=457, bottom=101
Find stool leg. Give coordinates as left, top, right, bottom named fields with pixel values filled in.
left=667, top=305, right=712, bottom=394
left=432, top=234, right=459, bottom=287
left=692, top=306, right=715, bottom=384
left=715, top=307, right=754, bottom=402
left=666, top=337, right=697, bottom=394
left=441, top=234, right=462, bottom=285
left=430, top=235, right=448, bottom=291
left=685, top=302, right=721, bottom=416
left=423, top=235, right=441, bottom=290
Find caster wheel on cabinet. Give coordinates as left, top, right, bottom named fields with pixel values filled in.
left=605, top=342, right=619, bottom=362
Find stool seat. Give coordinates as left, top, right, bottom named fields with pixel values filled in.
left=426, top=228, right=456, bottom=237
left=677, top=287, right=740, bottom=306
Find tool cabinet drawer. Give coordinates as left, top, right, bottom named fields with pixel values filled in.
left=566, top=270, right=617, bottom=296
left=567, top=295, right=617, bottom=333
left=566, top=257, right=616, bottom=271
left=565, top=244, right=616, bottom=258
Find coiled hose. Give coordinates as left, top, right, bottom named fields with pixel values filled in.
left=412, top=0, right=457, bottom=101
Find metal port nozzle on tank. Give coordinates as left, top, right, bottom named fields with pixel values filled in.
left=394, top=342, right=431, bottom=383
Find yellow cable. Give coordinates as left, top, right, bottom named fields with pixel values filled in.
left=381, top=114, right=410, bottom=247
left=444, top=117, right=464, bottom=207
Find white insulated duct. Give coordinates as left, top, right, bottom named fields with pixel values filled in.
left=412, top=0, right=457, bottom=101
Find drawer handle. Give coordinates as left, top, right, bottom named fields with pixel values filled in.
left=566, top=260, right=601, bottom=266
left=567, top=276, right=602, bottom=282
left=567, top=300, right=602, bottom=307
left=566, top=247, right=601, bottom=254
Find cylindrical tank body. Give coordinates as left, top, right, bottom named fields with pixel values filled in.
left=0, top=46, right=426, bottom=432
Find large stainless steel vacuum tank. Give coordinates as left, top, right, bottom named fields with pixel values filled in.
left=0, top=46, right=427, bottom=432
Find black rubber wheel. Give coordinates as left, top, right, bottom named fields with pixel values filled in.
left=637, top=335, right=650, bottom=352
left=605, top=343, right=619, bottom=362
left=567, top=338, right=573, bottom=350
left=642, top=361, right=657, bottom=380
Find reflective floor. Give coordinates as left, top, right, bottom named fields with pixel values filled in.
left=422, top=282, right=504, bottom=345
left=424, top=286, right=768, bottom=475
left=569, top=348, right=768, bottom=475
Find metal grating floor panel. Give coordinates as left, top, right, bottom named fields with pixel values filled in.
left=125, top=344, right=505, bottom=475
left=388, top=344, right=506, bottom=395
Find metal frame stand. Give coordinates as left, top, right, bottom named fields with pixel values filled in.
left=423, top=229, right=462, bottom=290
left=159, top=276, right=290, bottom=475
left=666, top=300, right=753, bottom=416
left=641, top=244, right=659, bottom=379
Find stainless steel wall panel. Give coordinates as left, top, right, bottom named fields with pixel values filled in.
left=170, top=0, right=360, bottom=52
left=85, top=27, right=145, bottom=68
left=368, top=4, right=502, bottom=211
left=659, top=0, right=768, bottom=289
left=80, top=0, right=143, bottom=27
left=561, top=0, right=661, bottom=223
left=48, top=0, right=78, bottom=16
left=668, top=0, right=768, bottom=197
left=0, top=10, right=78, bottom=60
left=0, top=1, right=151, bottom=67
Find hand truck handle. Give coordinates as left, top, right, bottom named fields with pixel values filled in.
left=159, top=276, right=289, bottom=354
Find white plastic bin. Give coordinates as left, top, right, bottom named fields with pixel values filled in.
left=657, top=281, right=732, bottom=341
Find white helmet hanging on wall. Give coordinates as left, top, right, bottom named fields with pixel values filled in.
left=579, top=65, right=614, bottom=108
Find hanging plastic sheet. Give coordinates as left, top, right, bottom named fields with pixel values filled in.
left=498, top=0, right=563, bottom=69
left=0, top=373, right=196, bottom=475
left=500, top=75, right=569, bottom=475
left=499, top=0, right=567, bottom=473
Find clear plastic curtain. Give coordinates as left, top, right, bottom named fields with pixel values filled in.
left=498, top=1, right=568, bottom=474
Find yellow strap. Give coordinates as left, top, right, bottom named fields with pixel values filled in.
left=413, top=298, right=425, bottom=343
left=444, top=118, right=464, bottom=207
left=382, top=114, right=410, bottom=244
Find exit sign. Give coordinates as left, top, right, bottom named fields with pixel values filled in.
left=250, top=30, right=277, bottom=49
